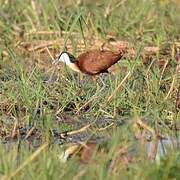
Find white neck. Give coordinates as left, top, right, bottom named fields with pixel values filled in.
left=59, top=52, right=81, bottom=73
left=59, top=53, right=71, bottom=64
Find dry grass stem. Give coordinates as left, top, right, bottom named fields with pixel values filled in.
left=24, top=127, right=35, bottom=140
left=165, top=74, right=177, bottom=100
left=107, top=71, right=131, bottom=102
left=98, top=123, right=114, bottom=131
left=61, top=124, right=91, bottom=137
left=159, top=59, right=169, bottom=85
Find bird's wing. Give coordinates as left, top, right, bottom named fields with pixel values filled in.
left=76, top=50, right=123, bottom=74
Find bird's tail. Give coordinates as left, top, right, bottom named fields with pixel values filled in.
left=101, top=38, right=135, bottom=58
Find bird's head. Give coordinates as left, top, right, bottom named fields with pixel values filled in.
left=52, top=51, right=75, bottom=65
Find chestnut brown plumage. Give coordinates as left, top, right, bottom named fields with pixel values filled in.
left=53, top=49, right=126, bottom=75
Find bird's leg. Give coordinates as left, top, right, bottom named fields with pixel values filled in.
left=99, top=73, right=109, bottom=90
left=99, top=76, right=106, bottom=91
left=43, top=67, right=56, bottom=84
left=77, top=74, right=94, bottom=89
left=77, top=73, right=84, bottom=88
left=92, top=74, right=109, bottom=91
left=75, top=74, right=108, bottom=114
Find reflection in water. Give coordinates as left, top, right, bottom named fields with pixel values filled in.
left=146, top=136, right=179, bottom=160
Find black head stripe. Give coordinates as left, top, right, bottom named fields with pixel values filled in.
left=56, top=51, right=75, bottom=62
left=67, top=52, right=76, bottom=62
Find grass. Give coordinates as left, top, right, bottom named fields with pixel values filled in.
left=0, top=0, right=180, bottom=179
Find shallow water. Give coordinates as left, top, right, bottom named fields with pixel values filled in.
left=146, top=136, right=179, bottom=158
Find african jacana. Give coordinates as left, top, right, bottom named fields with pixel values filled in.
left=53, top=49, right=126, bottom=75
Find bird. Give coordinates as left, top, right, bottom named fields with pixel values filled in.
left=53, top=49, right=126, bottom=75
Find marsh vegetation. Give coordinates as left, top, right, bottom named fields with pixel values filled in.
left=0, top=0, right=180, bottom=179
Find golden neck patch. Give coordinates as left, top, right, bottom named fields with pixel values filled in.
left=66, top=63, right=81, bottom=73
